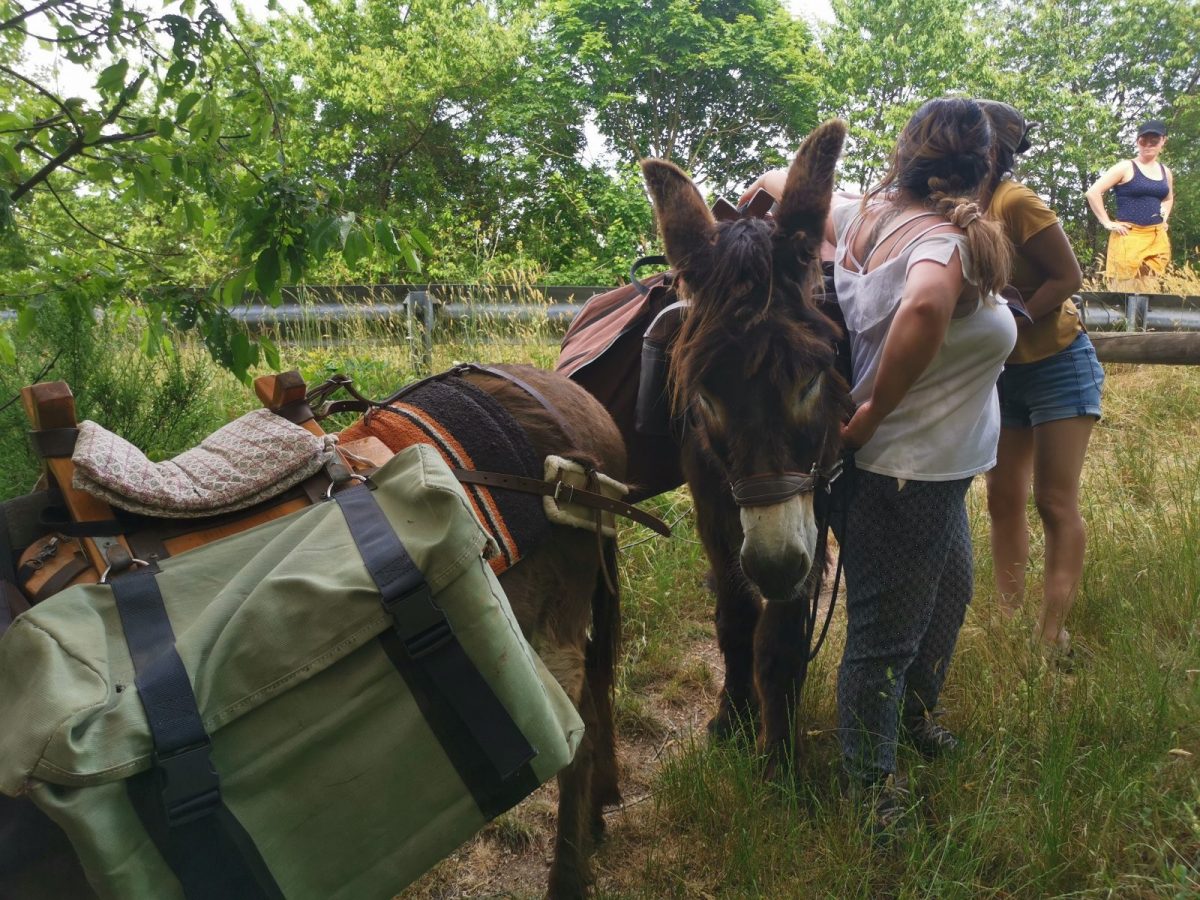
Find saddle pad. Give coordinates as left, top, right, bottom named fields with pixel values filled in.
left=72, top=409, right=335, bottom=519
left=339, top=376, right=547, bottom=575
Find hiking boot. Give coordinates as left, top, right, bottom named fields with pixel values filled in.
left=862, top=774, right=913, bottom=848
left=902, top=713, right=961, bottom=759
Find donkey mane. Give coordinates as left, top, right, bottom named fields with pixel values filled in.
left=669, top=217, right=842, bottom=412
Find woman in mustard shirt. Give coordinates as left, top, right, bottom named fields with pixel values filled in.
left=977, top=101, right=1102, bottom=661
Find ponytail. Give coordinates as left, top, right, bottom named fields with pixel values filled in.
left=929, top=193, right=1011, bottom=298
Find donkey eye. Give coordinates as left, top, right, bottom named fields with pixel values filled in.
left=792, top=372, right=823, bottom=420
left=696, top=390, right=722, bottom=426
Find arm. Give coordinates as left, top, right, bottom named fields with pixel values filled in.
left=841, top=254, right=962, bottom=448
left=1016, top=223, right=1083, bottom=321
left=737, top=168, right=788, bottom=207
left=1086, top=162, right=1133, bottom=235
left=1162, top=166, right=1174, bottom=223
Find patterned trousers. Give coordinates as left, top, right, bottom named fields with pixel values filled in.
left=832, top=467, right=974, bottom=782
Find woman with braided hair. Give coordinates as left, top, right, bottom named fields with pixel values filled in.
left=821, top=97, right=1016, bottom=833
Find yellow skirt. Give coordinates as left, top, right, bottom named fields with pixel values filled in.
left=1105, top=224, right=1170, bottom=283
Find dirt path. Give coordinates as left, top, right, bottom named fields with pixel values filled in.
left=406, top=568, right=840, bottom=898
left=405, top=627, right=724, bottom=899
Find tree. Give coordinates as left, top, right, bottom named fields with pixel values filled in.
left=989, top=0, right=1200, bottom=266
left=549, top=0, right=822, bottom=195
left=818, top=0, right=997, bottom=191
left=0, top=0, right=421, bottom=379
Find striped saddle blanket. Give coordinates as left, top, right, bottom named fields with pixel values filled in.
left=339, top=375, right=547, bottom=575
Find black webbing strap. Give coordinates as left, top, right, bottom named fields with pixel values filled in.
left=333, top=484, right=540, bottom=818
left=110, top=570, right=283, bottom=900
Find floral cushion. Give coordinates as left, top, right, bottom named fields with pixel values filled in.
left=72, top=409, right=335, bottom=518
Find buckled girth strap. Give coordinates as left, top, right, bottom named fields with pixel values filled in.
left=109, top=570, right=283, bottom=899
left=333, top=484, right=539, bottom=818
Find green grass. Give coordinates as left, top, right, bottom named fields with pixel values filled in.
left=2, top=306, right=1197, bottom=898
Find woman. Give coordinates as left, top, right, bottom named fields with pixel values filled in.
left=822, top=99, right=1015, bottom=822
left=977, top=100, right=1101, bottom=660
left=1085, top=120, right=1174, bottom=291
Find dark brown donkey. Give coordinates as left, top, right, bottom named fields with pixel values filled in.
left=1, top=365, right=630, bottom=900
left=362, top=365, right=628, bottom=897
left=640, top=120, right=852, bottom=772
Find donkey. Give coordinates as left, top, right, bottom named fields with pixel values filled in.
left=1, top=364, right=626, bottom=900
left=640, top=120, right=852, bottom=773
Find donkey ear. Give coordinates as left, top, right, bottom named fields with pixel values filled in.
left=641, top=159, right=716, bottom=276
left=773, top=119, right=847, bottom=251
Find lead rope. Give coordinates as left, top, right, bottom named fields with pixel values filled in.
left=807, top=452, right=852, bottom=662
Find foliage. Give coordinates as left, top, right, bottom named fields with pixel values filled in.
left=819, top=0, right=997, bottom=191
left=0, top=0, right=422, bottom=380
left=988, top=0, right=1200, bottom=267
left=550, top=0, right=822, bottom=194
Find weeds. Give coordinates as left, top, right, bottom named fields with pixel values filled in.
left=2, top=301, right=1197, bottom=897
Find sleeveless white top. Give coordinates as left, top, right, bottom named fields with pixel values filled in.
left=832, top=201, right=1017, bottom=481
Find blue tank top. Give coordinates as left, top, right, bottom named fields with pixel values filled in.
left=1113, top=161, right=1168, bottom=226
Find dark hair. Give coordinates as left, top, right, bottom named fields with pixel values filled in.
left=866, top=97, right=1010, bottom=297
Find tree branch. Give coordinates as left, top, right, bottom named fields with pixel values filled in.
left=0, top=63, right=82, bottom=136
left=0, top=0, right=65, bottom=33
left=45, top=181, right=180, bottom=271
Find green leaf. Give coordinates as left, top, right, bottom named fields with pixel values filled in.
left=0, top=113, right=24, bottom=131
left=15, top=304, right=37, bottom=338
left=254, top=247, right=281, bottom=297
left=342, top=227, right=371, bottom=269
left=174, top=92, right=202, bottom=124
left=184, top=200, right=204, bottom=231
left=0, top=144, right=21, bottom=175
left=96, top=58, right=130, bottom=94
left=409, top=226, right=434, bottom=256
left=0, top=332, right=13, bottom=368
left=402, top=243, right=422, bottom=274
left=221, top=268, right=249, bottom=305
left=156, top=117, right=175, bottom=140
left=259, top=335, right=281, bottom=372
left=374, top=220, right=402, bottom=256
left=231, top=332, right=256, bottom=384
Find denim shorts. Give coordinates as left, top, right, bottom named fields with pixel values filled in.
left=998, top=333, right=1104, bottom=429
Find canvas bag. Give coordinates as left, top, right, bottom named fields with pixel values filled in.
left=0, top=444, right=583, bottom=900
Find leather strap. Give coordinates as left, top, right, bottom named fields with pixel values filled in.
left=452, top=469, right=671, bottom=537
left=456, top=364, right=583, bottom=449
left=31, top=552, right=91, bottom=603
left=730, top=472, right=820, bottom=507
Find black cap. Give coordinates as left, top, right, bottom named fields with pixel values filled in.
left=1137, top=120, right=1167, bottom=137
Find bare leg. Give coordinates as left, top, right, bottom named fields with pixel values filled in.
left=986, top=426, right=1035, bottom=616
left=1031, top=415, right=1096, bottom=648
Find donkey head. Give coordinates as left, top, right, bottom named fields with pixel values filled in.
left=642, top=120, right=851, bottom=601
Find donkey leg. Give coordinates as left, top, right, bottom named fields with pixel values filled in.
left=753, top=598, right=812, bottom=778
left=708, top=564, right=763, bottom=740
left=539, top=639, right=595, bottom=899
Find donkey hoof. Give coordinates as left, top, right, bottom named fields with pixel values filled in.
left=706, top=699, right=758, bottom=744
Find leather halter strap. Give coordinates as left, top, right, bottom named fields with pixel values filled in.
left=729, top=457, right=843, bottom=508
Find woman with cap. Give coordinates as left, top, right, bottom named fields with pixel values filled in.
left=977, top=100, right=1101, bottom=662
left=1086, top=120, right=1174, bottom=290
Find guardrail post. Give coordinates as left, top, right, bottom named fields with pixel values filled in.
left=1125, top=293, right=1148, bottom=332
left=404, top=290, right=433, bottom=375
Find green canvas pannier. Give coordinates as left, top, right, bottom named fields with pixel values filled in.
left=0, top=444, right=583, bottom=899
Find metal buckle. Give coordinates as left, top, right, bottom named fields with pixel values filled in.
left=325, top=472, right=369, bottom=500
left=553, top=480, right=576, bottom=505
left=99, top=558, right=152, bottom=584
left=154, top=741, right=221, bottom=827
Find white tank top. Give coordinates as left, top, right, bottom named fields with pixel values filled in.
left=832, top=201, right=1017, bottom=481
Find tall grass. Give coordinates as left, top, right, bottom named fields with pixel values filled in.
left=1, top=297, right=1196, bottom=897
